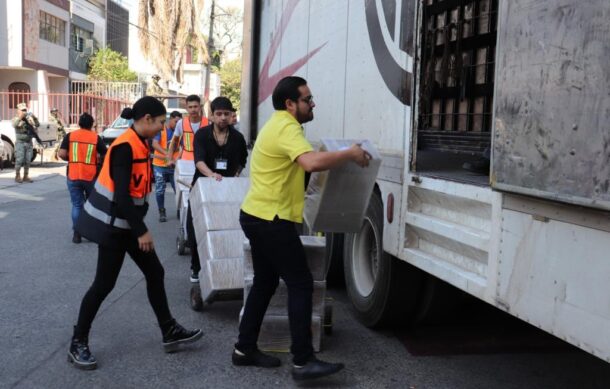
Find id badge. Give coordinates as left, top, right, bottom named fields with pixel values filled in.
left=215, top=158, right=228, bottom=170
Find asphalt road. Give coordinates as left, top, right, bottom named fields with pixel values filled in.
left=2, top=164, right=610, bottom=389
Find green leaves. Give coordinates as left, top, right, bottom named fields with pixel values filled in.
left=219, top=57, right=242, bottom=112
left=87, top=48, right=138, bottom=82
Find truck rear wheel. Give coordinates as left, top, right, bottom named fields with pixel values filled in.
left=344, top=190, right=423, bottom=328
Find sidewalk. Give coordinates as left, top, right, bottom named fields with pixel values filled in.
left=0, top=149, right=67, bottom=205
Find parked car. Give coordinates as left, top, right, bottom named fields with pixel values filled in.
left=100, top=108, right=188, bottom=146
left=0, top=119, right=58, bottom=167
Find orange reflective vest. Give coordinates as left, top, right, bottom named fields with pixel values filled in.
left=79, top=128, right=151, bottom=243
left=67, top=129, right=99, bottom=181
left=180, top=117, right=208, bottom=160
left=152, top=127, right=178, bottom=167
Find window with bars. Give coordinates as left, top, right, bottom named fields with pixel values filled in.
left=39, top=11, right=66, bottom=46
left=418, top=0, right=497, bottom=156
left=71, top=25, right=92, bottom=52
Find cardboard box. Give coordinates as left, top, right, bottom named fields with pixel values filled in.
left=189, top=177, right=250, bottom=302
left=174, top=159, right=195, bottom=208
left=200, top=258, right=244, bottom=302
left=304, top=139, right=381, bottom=233
left=197, top=230, right=245, bottom=260
left=192, top=202, right=242, bottom=232
left=189, top=177, right=250, bottom=206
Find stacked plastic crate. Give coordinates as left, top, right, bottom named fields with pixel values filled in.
left=242, top=235, right=327, bottom=352
left=189, top=177, right=250, bottom=303
left=174, top=160, right=196, bottom=254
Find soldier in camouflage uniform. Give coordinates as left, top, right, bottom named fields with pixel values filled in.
left=12, top=103, right=40, bottom=183
left=50, top=108, right=66, bottom=160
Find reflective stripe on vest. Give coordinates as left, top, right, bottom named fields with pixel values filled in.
left=152, top=127, right=178, bottom=167
left=82, top=128, right=150, bottom=230
left=68, top=129, right=99, bottom=181
left=182, top=118, right=195, bottom=152
left=180, top=117, right=208, bottom=160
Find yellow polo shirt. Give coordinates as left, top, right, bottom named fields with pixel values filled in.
left=241, top=110, right=314, bottom=223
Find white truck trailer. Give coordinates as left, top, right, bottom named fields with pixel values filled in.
left=239, top=0, right=610, bottom=362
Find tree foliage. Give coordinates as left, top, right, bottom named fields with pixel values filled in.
left=88, top=48, right=138, bottom=82
left=219, top=57, right=242, bottom=112
left=138, top=0, right=207, bottom=83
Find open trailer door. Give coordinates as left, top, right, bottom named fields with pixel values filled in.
left=492, top=0, right=610, bottom=211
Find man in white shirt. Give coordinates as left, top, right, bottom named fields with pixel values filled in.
left=166, top=95, right=209, bottom=164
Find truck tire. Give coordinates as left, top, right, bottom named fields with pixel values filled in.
left=344, top=190, right=424, bottom=328
left=324, top=232, right=345, bottom=286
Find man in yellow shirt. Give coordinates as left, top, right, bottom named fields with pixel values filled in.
left=233, top=76, right=370, bottom=381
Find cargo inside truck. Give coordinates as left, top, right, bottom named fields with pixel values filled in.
left=414, top=0, right=497, bottom=186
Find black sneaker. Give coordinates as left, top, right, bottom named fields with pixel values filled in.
left=162, top=320, right=203, bottom=353
left=291, top=357, right=344, bottom=381
left=159, top=208, right=167, bottom=223
left=67, top=337, right=97, bottom=370
left=190, top=271, right=199, bottom=283
left=232, top=348, right=281, bottom=368
left=72, top=232, right=82, bottom=244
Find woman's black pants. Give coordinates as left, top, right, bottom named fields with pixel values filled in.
left=74, top=242, right=173, bottom=337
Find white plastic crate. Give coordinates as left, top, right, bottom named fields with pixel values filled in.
left=197, top=230, right=245, bottom=260
left=304, top=139, right=381, bottom=233
left=200, top=258, right=245, bottom=302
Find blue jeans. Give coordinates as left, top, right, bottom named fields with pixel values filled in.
left=67, top=179, right=93, bottom=230
left=153, top=166, right=175, bottom=210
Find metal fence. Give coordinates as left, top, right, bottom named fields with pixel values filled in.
left=0, top=91, right=131, bottom=131
left=70, top=80, right=144, bottom=101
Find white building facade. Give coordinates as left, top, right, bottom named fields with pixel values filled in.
left=0, top=0, right=71, bottom=97
left=69, top=0, right=106, bottom=81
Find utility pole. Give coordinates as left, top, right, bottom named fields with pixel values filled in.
left=203, top=0, right=216, bottom=114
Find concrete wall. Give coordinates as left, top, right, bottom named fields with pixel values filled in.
left=48, top=76, right=68, bottom=93
left=3, top=1, right=23, bottom=67
left=0, top=2, right=9, bottom=66
left=33, top=0, right=70, bottom=72
left=0, top=70, right=39, bottom=92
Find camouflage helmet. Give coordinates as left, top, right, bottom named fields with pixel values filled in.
left=152, top=74, right=161, bottom=80
left=17, top=103, right=27, bottom=111
left=51, top=107, right=58, bottom=112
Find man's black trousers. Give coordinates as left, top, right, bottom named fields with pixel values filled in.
left=186, top=201, right=201, bottom=274
left=236, top=211, right=314, bottom=365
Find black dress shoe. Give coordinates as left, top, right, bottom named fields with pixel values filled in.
left=72, top=232, right=82, bottom=244
left=232, top=348, right=281, bottom=368
left=162, top=320, right=203, bottom=353
left=291, top=357, right=344, bottom=381
left=67, top=336, right=97, bottom=370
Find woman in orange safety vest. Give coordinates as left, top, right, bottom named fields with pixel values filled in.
left=57, top=113, right=106, bottom=244
left=67, top=97, right=202, bottom=371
